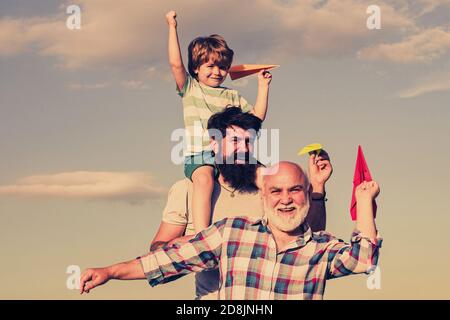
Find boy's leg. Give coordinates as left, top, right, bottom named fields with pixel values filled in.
left=191, top=165, right=215, bottom=233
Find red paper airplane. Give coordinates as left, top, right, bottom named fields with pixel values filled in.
left=228, top=64, right=279, bottom=81
left=350, top=145, right=377, bottom=221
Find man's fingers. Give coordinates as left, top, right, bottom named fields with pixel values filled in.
left=316, top=160, right=329, bottom=167
left=360, top=181, right=369, bottom=189
left=83, top=275, right=103, bottom=293
left=83, top=281, right=96, bottom=293
left=317, top=150, right=330, bottom=161
left=308, top=154, right=316, bottom=168
left=79, top=270, right=92, bottom=294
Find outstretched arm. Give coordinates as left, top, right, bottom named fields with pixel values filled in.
left=166, top=10, right=187, bottom=91
left=80, top=221, right=224, bottom=294
left=80, top=258, right=145, bottom=294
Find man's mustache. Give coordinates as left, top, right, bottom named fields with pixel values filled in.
left=215, top=152, right=258, bottom=164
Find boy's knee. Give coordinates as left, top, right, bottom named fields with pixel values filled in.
left=192, top=167, right=214, bottom=187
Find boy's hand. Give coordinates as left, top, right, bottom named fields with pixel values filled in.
left=166, top=10, right=177, bottom=27
left=258, top=69, right=272, bottom=87
left=355, top=181, right=380, bottom=202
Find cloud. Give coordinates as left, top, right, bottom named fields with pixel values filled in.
left=0, top=1, right=165, bottom=68
left=121, top=80, right=148, bottom=90
left=415, top=0, right=450, bottom=17
left=0, top=171, right=166, bottom=204
left=0, top=18, right=33, bottom=55
left=67, top=82, right=110, bottom=90
left=358, top=27, right=450, bottom=63
left=263, top=0, right=415, bottom=58
left=0, top=0, right=419, bottom=69
left=397, top=72, right=450, bottom=98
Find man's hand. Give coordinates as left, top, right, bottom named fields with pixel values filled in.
left=355, top=181, right=380, bottom=202
left=308, top=151, right=333, bottom=193
left=258, top=70, right=272, bottom=87
left=166, top=10, right=177, bottom=27
left=79, top=267, right=111, bottom=294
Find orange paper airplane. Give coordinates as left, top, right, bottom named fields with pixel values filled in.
left=229, top=64, right=279, bottom=80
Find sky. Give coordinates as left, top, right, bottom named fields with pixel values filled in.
left=1, top=0, right=450, bottom=299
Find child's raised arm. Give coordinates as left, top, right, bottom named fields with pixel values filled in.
left=251, top=70, right=272, bottom=121
left=166, top=11, right=187, bottom=91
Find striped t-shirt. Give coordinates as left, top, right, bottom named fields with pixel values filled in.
left=177, top=74, right=253, bottom=156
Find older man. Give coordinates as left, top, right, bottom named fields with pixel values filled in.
left=80, top=162, right=381, bottom=300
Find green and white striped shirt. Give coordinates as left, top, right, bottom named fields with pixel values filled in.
left=177, top=74, right=253, bottom=156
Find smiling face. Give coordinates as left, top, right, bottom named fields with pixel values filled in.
left=211, top=125, right=259, bottom=192
left=212, top=125, right=256, bottom=164
left=262, top=162, right=310, bottom=233
left=194, top=58, right=229, bottom=87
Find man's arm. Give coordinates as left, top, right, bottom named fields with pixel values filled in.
left=80, top=220, right=225, bottom=294
left=166, top=11, right=187, bottom=91
left=151, top=179, right=194, bottom=250
left=326, top=181, right=381, bottom=278
left=355, top=181, right=379, bottom=239
left=250, top=70, right=272, bottom=121
left=141, top=220, right=225, bottom=287
left=306, top=151, right=333, bottom=231
left=150, top=221, right=186, bottom=251
left=80, top=258, right=145, bottom=294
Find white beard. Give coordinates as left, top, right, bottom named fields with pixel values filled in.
left=263, top=198, right=310, bottom=232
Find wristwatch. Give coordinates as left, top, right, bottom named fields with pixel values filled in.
left=311, top=192, right=327, bottom=201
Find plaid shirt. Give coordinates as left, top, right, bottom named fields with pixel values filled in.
left=140, top=216, right=382, bottom=300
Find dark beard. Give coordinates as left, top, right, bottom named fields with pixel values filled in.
left=215, top=162, right=259, bottom=194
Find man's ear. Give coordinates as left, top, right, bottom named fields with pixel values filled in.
left=259, top=190, right=264, bottom=202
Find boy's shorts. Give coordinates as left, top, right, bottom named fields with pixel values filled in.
left=184, top=150, right=219, bottom=181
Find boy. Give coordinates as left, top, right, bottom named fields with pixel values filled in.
left=165, top=10, right=272, bottom=233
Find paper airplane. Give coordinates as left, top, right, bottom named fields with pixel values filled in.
left=350, top=145, right=377, bottom=221
left=229, top=64, right=279, bottom=81
left=298, top=143, right=323, bottom=156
